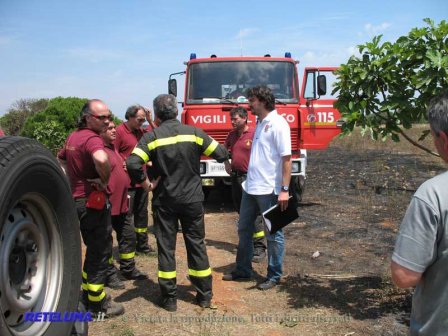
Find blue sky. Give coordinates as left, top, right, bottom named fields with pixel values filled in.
left=0, top=0, right=446, bottom=119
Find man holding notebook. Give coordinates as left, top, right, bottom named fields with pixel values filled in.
left=222, top=85, right=292, bottom=290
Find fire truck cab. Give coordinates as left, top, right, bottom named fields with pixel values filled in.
left=168, top=53, right=342, bottom=200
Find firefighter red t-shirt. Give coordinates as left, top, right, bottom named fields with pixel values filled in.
left=115, top=123, right=144, bottom=160
left=225, top=127, right=255, bottom=173
left=115, top=122, right=147, bottom=187
left=58, top=128, right=105, bottom=199
left=104, top=144, right=130, bottom=216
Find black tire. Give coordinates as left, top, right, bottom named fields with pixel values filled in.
left=290, top=175, right=305, bottom=205
left=296, top=175, right=305, bottom=203
left=0, top=137, right=82, bottom=336
left=71, top=302, right=88, bottom=336
left=202, top=187, right=211, bottom=201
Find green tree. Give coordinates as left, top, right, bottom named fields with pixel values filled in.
left=20, top=96, right=122, bottom=153
left=0, top=98, right=49, bottom=135
left=21, top=96, right=88, bottom=153
left=29, top=120, right=68, bottom=155
left=333, top=18, right=448, bottom=156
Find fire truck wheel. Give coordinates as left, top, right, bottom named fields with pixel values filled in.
left=0, top=137, right=82, bottom=336
left=296, top=175, right=305, bottom=203
left=290, top=175, right=305, bottom=204
left=202, top=187, right=211, bottom=201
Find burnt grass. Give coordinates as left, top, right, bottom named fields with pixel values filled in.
left=206, top=127, right=445, bottom=332
left=88, top=126, right=446, bottom=336
left=279, top=131, right=445, bottom=326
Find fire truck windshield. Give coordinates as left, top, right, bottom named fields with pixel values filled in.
left=186, top=61, right=297, bottom=104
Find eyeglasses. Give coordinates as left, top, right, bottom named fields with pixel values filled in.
left=136, top=118, right=146, bottom=123
left=89, top=114, right=111, bottom=121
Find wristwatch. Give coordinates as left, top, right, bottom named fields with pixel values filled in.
left=281, top=185, right=289, bottom=192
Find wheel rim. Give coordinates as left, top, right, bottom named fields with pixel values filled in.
left=0, top=193, right=63, bottom=336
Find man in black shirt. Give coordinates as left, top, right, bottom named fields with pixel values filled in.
left=127, top=94, right=229, bottom=312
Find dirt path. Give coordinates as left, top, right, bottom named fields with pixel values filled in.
left=89, top=130, right=446, bottom=336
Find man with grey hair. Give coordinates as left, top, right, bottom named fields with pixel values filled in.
left=390, top=91, right=448, bottom=335
left=127, top=94, right=229, bottom=312
left=115, top=104, right=155, bottom=263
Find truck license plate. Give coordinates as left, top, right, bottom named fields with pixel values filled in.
left=210, top=163, right=225, bottom=172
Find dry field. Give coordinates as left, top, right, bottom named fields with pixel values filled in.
left=88, top=125, right=446, bottom=336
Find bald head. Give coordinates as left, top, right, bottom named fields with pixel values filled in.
left=78, top=99, right=111, bottom=133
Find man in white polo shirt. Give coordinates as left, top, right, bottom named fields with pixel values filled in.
left=222, top=85, right=292, bottom=290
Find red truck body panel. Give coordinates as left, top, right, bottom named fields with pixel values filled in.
left=299, top=66, right=342, bottom=149
left=181, top=56, right=340, bottom=151
left=173, top=54, right=342, bottom=182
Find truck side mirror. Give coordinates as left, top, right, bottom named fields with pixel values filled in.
left=317, top=75, right=327, bottom=96
left=168, top=79, right=177, bottom=97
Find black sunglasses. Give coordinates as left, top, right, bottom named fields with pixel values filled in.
left=89, top=113, right=111, bottom=121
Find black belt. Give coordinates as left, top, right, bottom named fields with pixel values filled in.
left=231, top=170, right=247, bottom=177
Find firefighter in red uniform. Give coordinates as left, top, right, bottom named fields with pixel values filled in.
left=127, top=94, right=229, bottom=312
left=57, top=99, right=124, bottom=317
left=224, top=107, right=267, bottom=262
left=101, top=121, right=148, bottom=282
left=115, top=105, right=156, bottom=259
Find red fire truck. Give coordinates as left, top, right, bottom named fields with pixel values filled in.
left=168, top=52, right=343, bottom=200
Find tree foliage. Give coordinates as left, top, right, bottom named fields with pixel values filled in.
left=28, top=120, right=70, bottom=155
left=21, top=96, right=88, bottom=136
left=21, top=97, right=88, bottom=154
left=19, top=96, right=122, bottom=154
left=0, top=98, right=49, bottom=135
left=333, top=18, right=448, bottom=155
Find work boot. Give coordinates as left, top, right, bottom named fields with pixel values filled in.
left=195, top=294, right=216, bottom=309
left=105, top=273, right=125, bottom=289
left=159, top=297, right=177, bottom=312
left=136, top=233, right=155, bottom=255
left=90, top=295, right=125, bottom=319
left=197, top=299, right=212, bottom=308
left=136, top=245, right=156, bottom=255
left=121, top=268, right=148, bottom=280
left=257, top=279, right=277, bottom=291
left=222, top=271, right=252, bottom=281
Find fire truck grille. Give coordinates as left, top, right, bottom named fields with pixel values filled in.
left=205, top=130, right=229, bottom=144
left=206, top=129, right=298, bottom=149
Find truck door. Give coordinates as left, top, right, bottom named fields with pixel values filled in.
left=299, top=67, right=343, bottom=149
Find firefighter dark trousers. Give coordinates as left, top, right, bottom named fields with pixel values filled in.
left=75, top=198, right=112, bottom=311
left=112, top=213, right=136, bottom=273
left=231, top=174, right=266, bottom=254
left=126, top=187, right=150, bottom=251
left=153, top=202, right=212, bottom=302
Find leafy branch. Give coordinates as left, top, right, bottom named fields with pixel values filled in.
left=333, top=18, right=448, bottom=157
